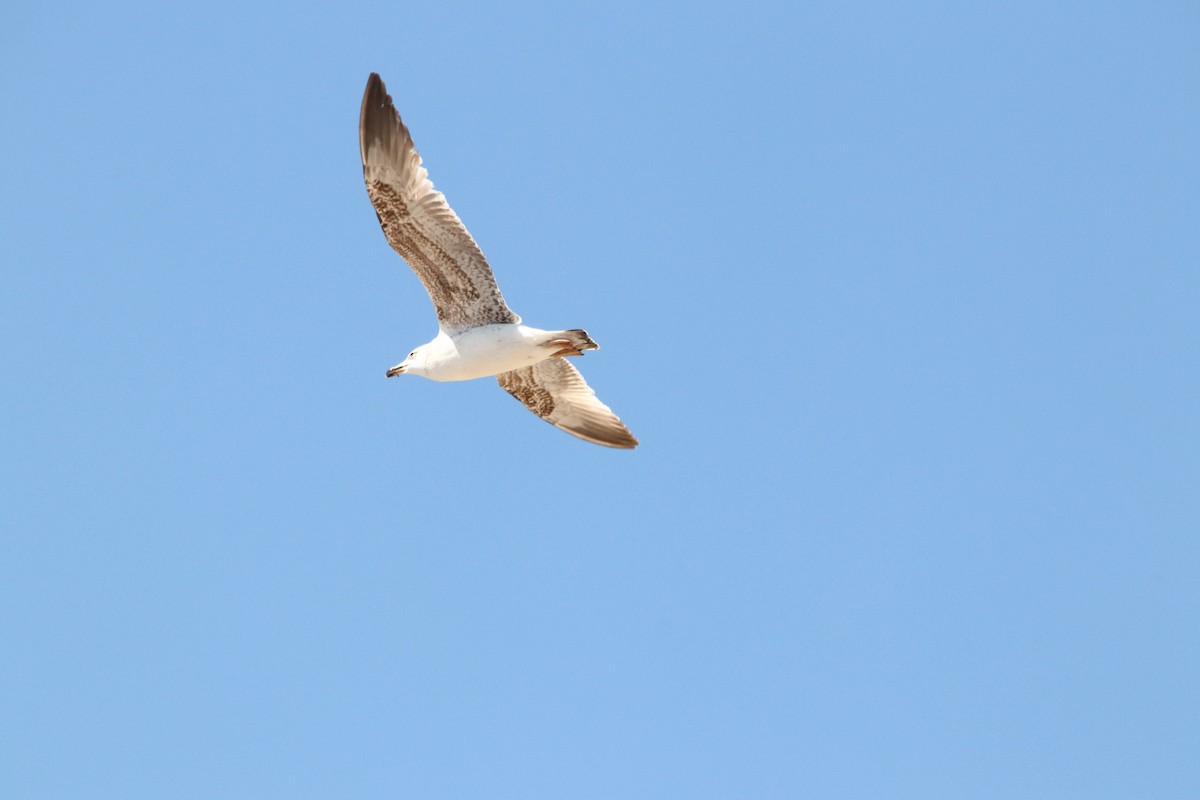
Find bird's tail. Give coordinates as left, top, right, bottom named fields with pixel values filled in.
left=561, top=329, right=599, bottom=351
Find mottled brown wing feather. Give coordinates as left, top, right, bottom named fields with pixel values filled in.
left=497, top=358, right=639, bottom=449
left=359, top=73, right=519, bottom=333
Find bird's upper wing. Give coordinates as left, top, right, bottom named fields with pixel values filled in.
left=497, top=357, right=638, bottom=449
left=359, top=73, right=519, bottom=333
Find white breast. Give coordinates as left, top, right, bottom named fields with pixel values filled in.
left=424, top=324, right=553, bottom=382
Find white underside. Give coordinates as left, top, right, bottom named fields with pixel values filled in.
left=418, top=324, right=558, bottom=382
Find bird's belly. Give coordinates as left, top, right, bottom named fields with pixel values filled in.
left=428, top=325, right=549, bottom=382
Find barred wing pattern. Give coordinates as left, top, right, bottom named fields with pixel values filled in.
left=359, top=73, right=519, bottom=333
left=497, top=358, right=639, bottom=449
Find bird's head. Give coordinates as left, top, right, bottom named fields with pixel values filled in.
left=386, top=346, right=429, bottom=378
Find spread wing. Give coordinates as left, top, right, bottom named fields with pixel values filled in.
left=359, top=73, right=519, bottom=333
left=497, top=358, right=639, bottom=449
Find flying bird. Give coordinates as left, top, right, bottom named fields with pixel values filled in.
left=359, top=73, right=638, bottom=449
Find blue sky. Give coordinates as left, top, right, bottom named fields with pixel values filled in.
left=2, top=1, right=1197, bottom=797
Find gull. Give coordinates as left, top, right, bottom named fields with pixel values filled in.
left=358, top=73, right=638, bottom=449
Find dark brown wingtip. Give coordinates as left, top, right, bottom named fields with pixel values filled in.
left=571, top=419, right=640, bottom=449
left=359, top=72, right=394, bottom=162
left=363, top=72, right=387, bottom=102
left=603, top=429, right=640, bottom=449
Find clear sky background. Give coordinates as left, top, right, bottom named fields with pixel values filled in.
left=2, top=1, right=1197, bottom=797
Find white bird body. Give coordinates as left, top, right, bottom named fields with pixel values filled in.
left=400, top=324, right=585, bottom=382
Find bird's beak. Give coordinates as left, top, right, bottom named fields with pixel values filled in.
left=386, top=363, right=406, bottom=378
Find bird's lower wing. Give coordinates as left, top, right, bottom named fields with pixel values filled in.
left=497, top=358, right=638, bottom=449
